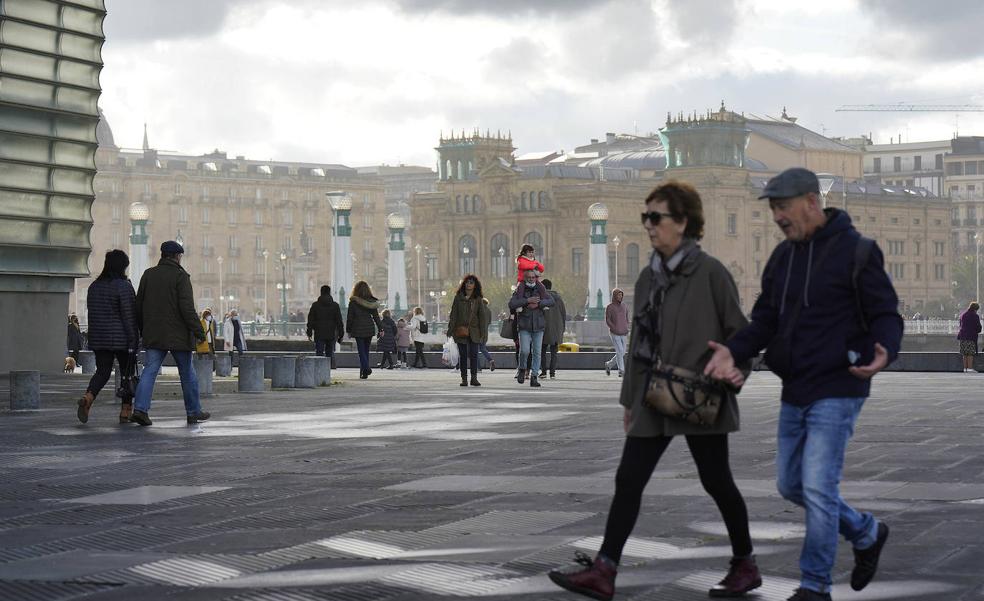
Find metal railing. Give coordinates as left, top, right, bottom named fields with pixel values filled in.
left=904, top=319, right=958, bottom=335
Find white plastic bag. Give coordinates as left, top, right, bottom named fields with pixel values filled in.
left=442, top=337, right=460, bottom=367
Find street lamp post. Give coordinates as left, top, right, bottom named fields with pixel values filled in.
left=415, top=243, right=422, bottom=308
left=976, top=233, right=981, bottom=303
left=612, top=235, right=620, bottom=290
left=262, top=249, right=269, bottom=320
left=817, top=173, right=836, bottom=209
left=462, top=245, right=470, bottom=274
left=279, top=251, right=289, bottom=327
left=498, top=246, right=505, bottom=281
left=216, top=255, right=224, bottom=317
left=429, top=290, right=447, bottom=322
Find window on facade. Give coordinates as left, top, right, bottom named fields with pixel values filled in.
left=888, top=240, right=904, bottom=255
left=362, top=213, right=372, bottom=229
left=571, top=248, right=583, bottom=275
left=178, top=206, right=188, bottom=223
left=228, top=208, right=238, bottom=224
left=934, top=241, right=945, bottom=256
left=473, top=195, right=481, bottom=213
left=913, top=155, right=922, bottom=171
left=753, top=236, right=761, bottom=252
left=967, top=232, right=975, bottom=248
left=947, top=162, right=964, bottom=176
left=966, top=161, right=979, bottom=176
left=969, top=206, right=977, bottom=220
left=520, top=192, right=527, bottom=211
left=229, top=234, right=238, bottom=250
left=255, top=209, right=263, bottom=225
left=915, top=264, right=921, bottom=280
left=459, top=234, right=477, bottom=274
left=363, top=237, right=372, bottom=259
left=934, top=264, right=945, bottom=280
left=626, top=243, right=640, bottom=276
left=255, top=188, right=263, bottom=200
left=426, top=255, right=438, bottom=280
left=202, top=206, right=210, bottom=224
left=893, top=156, right=901, bottom=172
left=538, top=191, right=547, bottom=210
left=935, top=153, right=944, bottom=169
left=463, top=195, right=471, bottom=213
left=175, top=183, right=183, bottom=195
left=363, top=194, right=371, bottom=208
left=755, top=260, right=762, bottom=276
left=490, top=233, right=509, bottom=278
left=255, top=235, right=263, bottom=250
left=914, top=240, right=921, bottom=256
left=203, top=260, right=211, bottom=274
left=230, top=260, right=239, bottom=275
left=455, top=195, right=462, bottom=213
left=283, top=209, right=293, bottom=228
left=284, top=235, right=293, bottom=250
left=112, top=230, right=120, bottom=248
left=608, top=250, right=616, bottom=279
left=951, top=185, right=960, bottom=198
left=111, top=204, right=121, bottom=223
left=305, top=211, right=315, bottom=227
left=727, top=213, right=738, bottom=235
left=889, top=263, right=904, bottom=280
left=872, top=157, right=881, bottom=173
left=969, top=185, right=977, bottom=197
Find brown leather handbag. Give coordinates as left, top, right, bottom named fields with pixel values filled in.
left=645, top=363, right=727, bottom=428
left=453, top=325, right=470, bottom=338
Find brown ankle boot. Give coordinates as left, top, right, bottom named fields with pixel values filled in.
left=119, top=402, right=133, bottom=424
left=77, top=391, right=95, bottom=424
left=709, top=555, right=762, bottom=597
left=548, top=551, right=616, bottom=601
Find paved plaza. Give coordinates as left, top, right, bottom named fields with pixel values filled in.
left=1, top=368, right=983, bottom=601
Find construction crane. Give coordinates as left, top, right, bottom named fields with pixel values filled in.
left=836, top=104, right=984, bottom=112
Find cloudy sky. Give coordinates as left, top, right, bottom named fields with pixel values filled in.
left=100, top=0, right=984, bottom=168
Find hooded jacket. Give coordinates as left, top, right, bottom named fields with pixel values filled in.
left=725, top=208, right=903, bottom=406
left=345, top=295, right=382, bottom=339
left=605, top=288, right=630, bottom=336
left=307, top=294, right=344, bottom=342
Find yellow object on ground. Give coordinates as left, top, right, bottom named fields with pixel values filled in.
left=558, top=342, right=580, bottom=352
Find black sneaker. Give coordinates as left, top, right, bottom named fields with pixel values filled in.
left=187, top=411, right=211, bottom=424
left=851, top=522, right=889, bottom=591
left=130, top=410, right=152, bottom=426
left=517, top=369, right=525, bottom=384
left=786, top=588, right=831, bottom=601
left=530, top=376, right=541, bottom=388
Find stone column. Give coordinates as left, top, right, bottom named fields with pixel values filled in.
left=214, top=354, right=232, bottom=377
left=295, top=356, right=318, bottom=388
left=194, top=357, right=214, bottom=397
left=386, top=213, right=408, bottom=314
left=586, top=202, right=610, bottom=320
left=271, top=356, right=296, bottom=388
left=78, top=350, right=96, bottom=374
left=238, top=356, right=264, bottom=393
left=9, top=370, right=40, bottom=410
left=312, top=356, right=331, bottom=386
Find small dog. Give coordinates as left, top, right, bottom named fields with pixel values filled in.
left=64, top=356, right=77, bottom=373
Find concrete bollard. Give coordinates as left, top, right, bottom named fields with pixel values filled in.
left=194, top=357, right=214, bottom=397
left=312, top=356, right=331, bottom=386
left=238, top=356, right=264, bottom=393
left=295, top=356, right=318, bottom=388
left=214, top=354, right=232, bottom=377
left=271, top=356, right=296, bottom=388
left=10, top=370, right=40, bottom=410
left=263, top=356, right=275, bottom=379
left=78, top=350, right=96, bottom=374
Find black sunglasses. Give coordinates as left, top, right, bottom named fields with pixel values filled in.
left=640, top=211, right=675, bottom=225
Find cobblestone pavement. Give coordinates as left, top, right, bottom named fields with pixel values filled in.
left=1, top=369, right=982, bottom=601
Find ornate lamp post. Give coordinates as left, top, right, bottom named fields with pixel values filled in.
left=386, top=213, right=408, bottom=312
left=278, top=251, right=289, bottom=324
left=216, top=255, right=224, bottom=316
left=262, top=249, right=269, bottom=320
left=429, top=290, right=447, bottom=322
left=327, top=191, right=353, bottom=310
left=415, top=243, right=422, bottom=308
left=127, top=201, right=150, bottom=286
left=586, top=202, right=610, bottom=320
left=612, top=235, right=621, bottom=290
left=498, top=246, right=505, bottom=281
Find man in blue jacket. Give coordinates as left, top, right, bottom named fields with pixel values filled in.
left=705, top=168, right=903, bottom=601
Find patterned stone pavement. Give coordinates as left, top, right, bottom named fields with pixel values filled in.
left=1, top=368, right=982, bottom=601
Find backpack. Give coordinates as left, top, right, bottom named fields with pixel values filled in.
left=419, top=319, right=428, bottom=334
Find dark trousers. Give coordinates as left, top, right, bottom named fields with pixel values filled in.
left=412, top=341, right=427, bottom=367
left=380, top=351, right=395, bottom=368
left=599, top=435, right=753, bottom=564
left=314, top=339, right=335, bottom=357
left=86, top=350, right=131, bottom=400
left=355, top=337, right=371, bottom=371
left=457, top=341, right=479, bottom=379
left=540, top=343, right=558, bottom=375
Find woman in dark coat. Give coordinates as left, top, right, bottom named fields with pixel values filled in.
left=548, top=181, right=760, bottom=599
left=76, top=250, right=140, bottom=424
left=377, top=309, right=398, bottom=369
left=346, top=280, right=382, bottom=379
left=67, top=314, right=85, bottom=361
left=447, top=274, right=489, bottom=387
left=957, top=301, right=981, bottom=372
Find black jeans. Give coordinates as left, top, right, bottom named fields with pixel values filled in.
left=380, top=351, right=395, bottom=368
left=599, top=435, right=753, bottom=564
left=540, top=343, right=558, bottom=374
left=457, top=341, right=479, bottom=379
left=86, top=350, right=132, bottom=400
left=412, top=341, right=427, bottom=367
left=314, top=339, right=335, bottom=357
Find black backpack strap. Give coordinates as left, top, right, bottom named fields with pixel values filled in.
left=852, top=236, right=875, bottom=333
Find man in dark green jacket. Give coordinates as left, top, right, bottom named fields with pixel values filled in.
left=131, top=241, right=209, bottom=426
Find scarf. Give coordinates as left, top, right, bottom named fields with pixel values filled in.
left=634, top=238, right=701, bottom=365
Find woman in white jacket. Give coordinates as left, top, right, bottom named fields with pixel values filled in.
left=409, top=306, right=428, bottom=368
left=223, top=309, right=248, bottom=360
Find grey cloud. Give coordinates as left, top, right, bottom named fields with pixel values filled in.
left=103, top=0, right=255, bottom=41
left=392, top=0, right=596, bottom=16
left=663, top=0, right=740, bottom=50
left=860, top=0, right=984, bottom=60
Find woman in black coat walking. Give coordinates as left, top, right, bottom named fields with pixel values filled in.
left=76, top=250, right=140, bottom=424
left=346, top=280, right=382, bottom=379
left=377, top=310, right=398, bottom=369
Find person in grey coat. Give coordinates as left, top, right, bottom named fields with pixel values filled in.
left=508, top=269, right=554, bottom=387
left=539, top=279, right=567, bottom=379
left=549, top=180, right=760, bottom=600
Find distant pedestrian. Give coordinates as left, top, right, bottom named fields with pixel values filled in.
left=409, top=306, right=429, bottom=368
left=448, top=274, right=489, bottom=386
left=396, top=317, right=411, bottom=367
left=540, top=279, right=567, bottom=379
left=67, top=314, right=84, bottom=362
left=197, top=308, right=216, bottom=358
left=957, top=301, right=981, bottom=372
left=478, top=298, right=495, bottom=371
left=378, top=309, right=398, bottom=369
left=706, top=167, right=902, bottom=600
left=346, top=280, right=382, bottom=379
left=604, top=288, right=630, bottom=377
left=131, top=240, right=210, bottom=426
left=509, top=269, right=554, bottom=387
left=306, top=285, right=344, bottom=358
left=75, top=249, right=139, bottom=424
left=223, top=309, right=247, bottom=361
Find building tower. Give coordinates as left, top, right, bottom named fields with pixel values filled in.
left=328, top=193, right=354, bottom=311
left=435, top=129, right=515, bottom=180
left=0, top=1, right=107, bottom=372
left=659, top=103, right=751, bottom=169
left=586, top=203, right=611, bottom=320
left=128, top=202, right=151, bottom=286
left=385, top=213, right=408, bottom=313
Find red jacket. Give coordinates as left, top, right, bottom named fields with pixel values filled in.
left=516, top=256, right=545, bottom=282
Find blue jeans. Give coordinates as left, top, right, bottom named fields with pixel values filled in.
left=518, top=330, right=544, bottom=376
left=776, top=397, right=878, bottom=593
left=133, top=349, right=202, bottom=416
left=355, top=337, right=371, bottom=371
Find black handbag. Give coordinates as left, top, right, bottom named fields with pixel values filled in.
left=116, top=352, right=139, bottom=403
left=499, top=318, right=515, bottom=339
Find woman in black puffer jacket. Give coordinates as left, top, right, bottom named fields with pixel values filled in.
left=76, top=250, right=140, bottom=424
left=345, top=280, right=382, bottom=379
